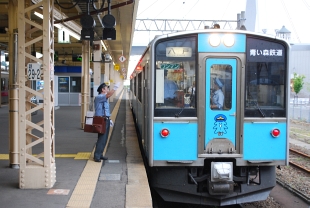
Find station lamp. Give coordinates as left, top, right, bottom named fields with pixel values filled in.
left=102, top=0, right=116, bottom=40
left=80, top=14, right=96, bottom=41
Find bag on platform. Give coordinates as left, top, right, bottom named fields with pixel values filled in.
left=84, top=116, right=106, bottom=134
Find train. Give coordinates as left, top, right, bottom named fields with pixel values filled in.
left=1, top=71, right=38, bottom=106
left=1, top=71, right=9, bottom=104
left=129, top=29, right=290, bottom=206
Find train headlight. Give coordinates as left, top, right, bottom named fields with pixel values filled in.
left=209, top=35, right=221, bottom=47
left=160, top=128, right=170, bottom=138
left=271, top=128, right=280, bottom=138
left=223, top=34, right=235, bottom=47
left=211, top=162, right=233, bottom=182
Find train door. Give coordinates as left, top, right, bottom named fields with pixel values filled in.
left=205, top=58, right=236, bottom=153
left=142, top=65, right=148, bottom=153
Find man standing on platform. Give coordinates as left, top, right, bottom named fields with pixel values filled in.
left=93, top=82, right=120, bottom=162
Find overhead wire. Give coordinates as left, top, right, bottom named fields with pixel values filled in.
left=153, top=0, right=176, bottom=19
left=182, top=0, right=199, bottom=19
left=137, top=0, right=159, bottom=17
left=280, top=0, right=301, bottom=43
left=301, top=0, right=310, bottom=10
left=221, top=0, right=232, bottom=20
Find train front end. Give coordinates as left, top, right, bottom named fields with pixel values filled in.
left=134, top=30, right=290, bottom=206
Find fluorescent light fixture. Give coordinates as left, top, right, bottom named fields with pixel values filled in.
left=34, top=11, right=43, bottom=19
left=54, top=24, right=62, bottom=29
left=34, top=11, right=81, bottom=40
left=56, top=25, right=81, bottom=40
left=101, top=40, right=107, bottom=51
left=66, top=30, right=80, bottom=40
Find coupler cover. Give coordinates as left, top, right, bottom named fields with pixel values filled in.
left=208, top=180, right=234, bottom=195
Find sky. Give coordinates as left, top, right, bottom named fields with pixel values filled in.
left=127, top=0, right=310, bottom=78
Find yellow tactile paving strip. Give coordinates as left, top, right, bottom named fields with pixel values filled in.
left=66, top=90, right=124, bottom=208
left=1, top=91, right=152, bottom=207
left=0, top=153, right=91, bottom=160
left=74, top=152, right=92, bottom=159
left=125, top=98, right=152, bottom=208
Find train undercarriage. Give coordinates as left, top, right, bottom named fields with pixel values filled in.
left=149, top=162, right=276, bottom=206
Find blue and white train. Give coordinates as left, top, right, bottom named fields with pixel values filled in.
left=129, top=29, right=289, bottom=206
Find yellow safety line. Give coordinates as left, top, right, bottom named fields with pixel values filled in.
left=0, top=153, right=92, bottom=160
left=0, top=154, right=9, bottom=160
left=66, top=90, right=124, bottom=208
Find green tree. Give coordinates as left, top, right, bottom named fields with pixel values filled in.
left=292, top=73, right=305, bottom=95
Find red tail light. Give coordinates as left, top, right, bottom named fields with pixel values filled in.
left=160, top=128, right=169, bottom=138
left=271, top=129, right=280, bottom=138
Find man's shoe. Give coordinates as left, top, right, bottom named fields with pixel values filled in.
left=100, top=156, right=108, bottom=160
left=94, top=158, right=101, bottom=162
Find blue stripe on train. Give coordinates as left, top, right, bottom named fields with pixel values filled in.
left=153, top=122, right=198, bottom=160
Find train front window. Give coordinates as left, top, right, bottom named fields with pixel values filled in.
left=245, top=62, right=286, bottom=117
left=245, top=37, right=287, bottom=117
left=154, top=36, right=197, bottom=117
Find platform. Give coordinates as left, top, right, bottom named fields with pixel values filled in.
left=0, top=90, right=152, bottom=208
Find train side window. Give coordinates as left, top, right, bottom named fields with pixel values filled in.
left=154, top=36, right=197, bottom=117
left=245, top=62, right=286, bottom=117
left=137, top=72, right=142, bottom=102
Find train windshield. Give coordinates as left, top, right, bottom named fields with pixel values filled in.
left=245, top=62, right=286, bottom=117
left=245, top=37, right=287, bottom=117
left=154, top=36, right=197, bottom=117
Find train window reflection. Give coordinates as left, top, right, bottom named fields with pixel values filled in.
left=1, top=78, right=6, bottom=91
left=155, top=62, right=196, bottom=109
left=245, top=62, right=286, bottom=117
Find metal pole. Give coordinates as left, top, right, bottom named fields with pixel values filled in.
left=237, top=13, right=240, bottom=29
left=293, top=95, right=297, bottom=120
left=81, top=40, right=90, bottom=129
left=9, top=27, right=19, bottom=169
left=240, top=11, right=245, bottom=27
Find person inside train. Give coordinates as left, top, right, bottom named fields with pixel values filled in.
left=211, top=78, right=224, bottom=110
left=93, top=82, right=120, bottom=162
left=164, top=70, right=178, bottom=106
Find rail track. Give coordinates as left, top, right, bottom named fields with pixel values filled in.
left=289, top=148, right=310, bottom=174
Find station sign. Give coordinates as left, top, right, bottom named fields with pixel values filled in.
left=119, top=55, right=126, bottom=62
left=27, top=63, right=41, bottom=80
left=114, top=64, right=120, bottom=71
left=166, top=47, right=192, bottom=57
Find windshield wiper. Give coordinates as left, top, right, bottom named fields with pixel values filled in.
left=175, top=107, right=184, bottom=117
left=255, top=101, right=265, bottom=117
left=248, top=92, right=265, bottom=117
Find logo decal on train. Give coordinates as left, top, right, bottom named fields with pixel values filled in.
left=213, top=114, right=228, bottom=136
